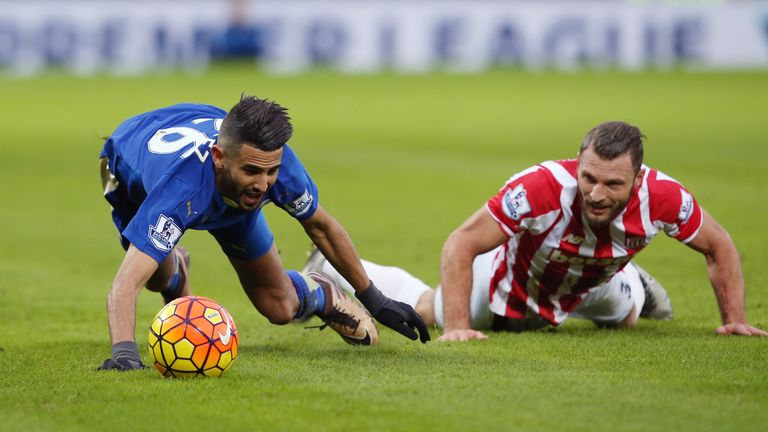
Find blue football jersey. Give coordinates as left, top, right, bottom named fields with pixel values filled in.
left=100, top=103, right=319, bottom=263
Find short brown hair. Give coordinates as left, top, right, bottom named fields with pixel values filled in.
left=579, top=121, right=645, bottom=173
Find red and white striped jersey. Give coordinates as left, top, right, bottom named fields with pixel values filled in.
left=485, top=159, right=703, bottom=325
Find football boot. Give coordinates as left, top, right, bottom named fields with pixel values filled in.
left=637, top=264, right=674, bottom=320
left=308, top=271, right=379, bottom=346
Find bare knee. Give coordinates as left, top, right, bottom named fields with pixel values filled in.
left=145, top=253, right=176, bottom=292
left=617, top=304, right=638, bottom=328
left=415, top=290, right=436, bottom=327
left=597, top=304, right=638, bottom=330
left=244, top=287, right=298, bottom=325
left=264, top=300, right=296, bottom=325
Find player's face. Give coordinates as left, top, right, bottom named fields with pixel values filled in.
left=577, top=147, right=641, bottom=227
left=212, top=144, right=283, bottom=211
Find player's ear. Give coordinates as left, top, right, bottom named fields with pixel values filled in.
left=634, top=168, right=644, bottom=188
left=211, top=145, right=225, bottom=168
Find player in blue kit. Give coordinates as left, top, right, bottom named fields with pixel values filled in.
left=98, top=95, right=429, bottom=371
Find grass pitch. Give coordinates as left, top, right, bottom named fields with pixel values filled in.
left=0, top=66, right=766, bottom=431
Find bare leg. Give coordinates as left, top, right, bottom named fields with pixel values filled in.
left=145, top=246, right=191, bottom=303
left=228, top=244, right=299, bottom=324
left=145, top=252, right=176, bottom=292
left=231, top=244, right=378, bottom=345
left=415, top=290, right=436, bottom=327
left=603, top=304, right=638, bottom=329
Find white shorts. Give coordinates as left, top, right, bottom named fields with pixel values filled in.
left=434, top=249, right=645, bottom=330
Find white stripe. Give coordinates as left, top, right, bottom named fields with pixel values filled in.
left=539, top=161, right=590, bottom=302
left=489, top=238, right=516, bottom=316
left=660, top=220, right=679, bottom=237
left=499, top=166, right=542, bottom=192
left=520, top=209, right=561, bottom=235
left=532, top=161, right=580, bottom=321
left=638, top=166, right=656, bottom=239
left=681, top=212, right=704, bottom=243
left=551, top=297, right=569, bottom=324
left=485, top=204, right=516, bottom=237
left=540, top=160, right=576, bottom=188
left=655, top=170, right=680, bottom=185
left=579, top=215, right=597, bottom=257
left=611, top=211, right=628, bottom=256
left=491, top=163, right=567, bottom=317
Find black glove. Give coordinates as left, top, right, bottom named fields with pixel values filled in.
left=356, top=282, right=430, bottom=343
left=97, top=341, right=148, bottom=371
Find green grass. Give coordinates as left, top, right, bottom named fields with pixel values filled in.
left=0, top=66, right=766, bottom=431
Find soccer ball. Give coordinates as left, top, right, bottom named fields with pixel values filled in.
left=147, top=296, right=239, bottom=378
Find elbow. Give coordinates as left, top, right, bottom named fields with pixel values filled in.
left=442, top=228, right=475, bottom=263
left=442, top=229, right=464, bottom=255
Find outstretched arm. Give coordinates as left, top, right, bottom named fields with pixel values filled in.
left=438, top=207, right=507, bottom=342
left=99, top=245, right=159, bottom=370
left=686, top=210, right=767, bottom=336
left=300, top=206, right=369, bottom=292
left=300, top=205, right=430, bottom=343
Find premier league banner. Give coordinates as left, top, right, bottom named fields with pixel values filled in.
left=1, top=0, right=767, bottom=76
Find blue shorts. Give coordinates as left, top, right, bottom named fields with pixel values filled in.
left=208, top=211, right=275, bottom=261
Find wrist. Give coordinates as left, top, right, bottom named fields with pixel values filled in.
left=112, top=340, right=141, bottom=363
left=442, top=318, right=472, bottom=333
left=355, top=281, right=384, bottom=314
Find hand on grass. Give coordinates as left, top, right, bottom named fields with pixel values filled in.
left=356, top=282, right=431, bottom=343
left=96, top=341, right=148, bottom=371
left=716, top=323, right=768, bottom=336
left=437, top=329, right=489, bottom=342
left=97, top=357, right=147, bottom=371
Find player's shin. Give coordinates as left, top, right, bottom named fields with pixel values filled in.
left=160, top=246, right=191, bottom=304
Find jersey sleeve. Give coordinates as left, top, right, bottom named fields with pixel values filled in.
left=648, top=170, right=703, bottom=243
left=268, top=145, right=319, bottom=221
left=121, top=175, right=196, bottom=263
left=486, top=165, right=562, bottom=236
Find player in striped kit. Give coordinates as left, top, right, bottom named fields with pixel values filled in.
left=306, top=121, right=766, bottom=340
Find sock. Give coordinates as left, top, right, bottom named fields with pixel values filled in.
left=161, top=252, right=181, bottom=301
left=287, top=270, right=326, bottom=320
left=163, top=273, right=181, bottom=297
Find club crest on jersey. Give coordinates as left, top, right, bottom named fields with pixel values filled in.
left=678, top=190, right=694, bottom=224
left=148, top=214, right=182, bottom=252
left=564, top=234, right=584, bottom=245
left=502, top=184, right=531, bottom=221
left=285, top=190, right=314, bottom=217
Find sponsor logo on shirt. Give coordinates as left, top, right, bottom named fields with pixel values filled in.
left=678, top=190, right=694, bottom=224
left=285, top=190, right=314, bottom=217
left=548, top=248, right=632, bottom=266
left=502, top=184, right=531, bottom=221
left=625, top=236, right=648, bottom=249
left=148, top=214, right=182, bottom=252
